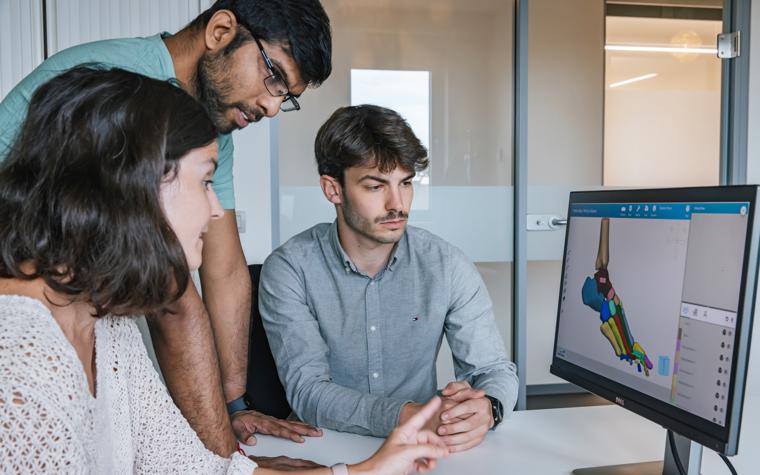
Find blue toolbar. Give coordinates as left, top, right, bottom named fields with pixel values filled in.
left=570, top=202, right=750, bottom=220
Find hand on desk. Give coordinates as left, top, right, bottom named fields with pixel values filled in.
left=247, top=454, right=324, bottom=471
left=402, top=381, right=493, bottom=453
left=232, top=410, right=323, bottom=445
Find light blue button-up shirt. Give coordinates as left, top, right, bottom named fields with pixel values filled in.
left=259, top=222, right=518, bottom=437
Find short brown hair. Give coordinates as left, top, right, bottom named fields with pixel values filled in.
left=314, top=105, right=429, bottom=184
left=0, top=67, right=217, bottom=317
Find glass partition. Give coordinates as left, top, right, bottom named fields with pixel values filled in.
left=605, top=15, right=722, bottom=187
left=525, top=0, right=723, bottom=400
left=275, top=0, right=516, bottom=384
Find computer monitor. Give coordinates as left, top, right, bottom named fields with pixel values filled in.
left=551, top=186, right=758, bottom=473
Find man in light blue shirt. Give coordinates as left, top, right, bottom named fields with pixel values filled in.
left=0, top=0, right=331, bottom=459
left=260, top=105, right=519, bottom=452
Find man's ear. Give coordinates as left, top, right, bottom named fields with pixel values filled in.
left=320, top=175, right=343, bottom=205
left=204, top=9, right=238, bottom=52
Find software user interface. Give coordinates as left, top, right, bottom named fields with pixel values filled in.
left=555, top=201, right=749, bottom=426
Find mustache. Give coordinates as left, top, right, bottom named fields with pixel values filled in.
left=375, top=211, right=408, bottom=223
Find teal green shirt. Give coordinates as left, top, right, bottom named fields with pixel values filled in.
left=0, top=34, right=236, bottom=209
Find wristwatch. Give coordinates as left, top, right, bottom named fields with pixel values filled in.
left=485, top=395, right=504, bottom=429
left=226, top=392, right=252, bottom=416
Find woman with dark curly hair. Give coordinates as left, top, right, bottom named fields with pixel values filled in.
left=0, top=66, right=447, bottom=474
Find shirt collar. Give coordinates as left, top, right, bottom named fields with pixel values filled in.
left=328, top=220, right=407, bottom=275
left=156, top=33, right=178, bottom=81
left=329, top=221, right=356, bottom=274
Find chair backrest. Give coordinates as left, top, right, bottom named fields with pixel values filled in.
left=246, top=264, right=292, bottom=419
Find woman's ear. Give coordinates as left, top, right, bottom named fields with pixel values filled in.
left=320, top=175, right=343, bottom=205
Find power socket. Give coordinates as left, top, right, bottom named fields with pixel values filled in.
left=235, top=210, right=246, bottom=233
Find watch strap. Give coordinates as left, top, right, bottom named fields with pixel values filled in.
left=485, top=395, right=504, bottom=429
left=226, top=393, right=250, bottom=416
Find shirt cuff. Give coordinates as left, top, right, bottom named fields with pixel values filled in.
left=372, top=398, right=412, bottom=437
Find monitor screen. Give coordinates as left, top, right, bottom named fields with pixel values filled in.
left=551, top=186, right=759, bottom=455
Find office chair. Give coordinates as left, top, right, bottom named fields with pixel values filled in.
left=245, top=264, right=292, bottom=419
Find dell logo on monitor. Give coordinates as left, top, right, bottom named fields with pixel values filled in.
left=615, top=396, right=625, bottom=406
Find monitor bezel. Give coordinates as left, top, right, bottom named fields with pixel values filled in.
left=550, top=185, right=759, bottom=455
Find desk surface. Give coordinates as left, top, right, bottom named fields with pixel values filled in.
left=244, top=396, right=758, bottom=474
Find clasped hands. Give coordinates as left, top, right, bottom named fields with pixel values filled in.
left=400, top=380, right=494, bottom=453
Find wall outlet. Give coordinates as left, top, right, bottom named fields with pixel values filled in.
left=235, top=210, right=246, bottom=233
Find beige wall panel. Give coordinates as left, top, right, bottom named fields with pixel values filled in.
left=527, top=0, right=605, bottom=188
left=278, top=0, right=514, bottom=187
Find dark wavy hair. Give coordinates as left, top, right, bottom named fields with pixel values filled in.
left=0, top=66, right=218, bottom=317
left=315, top=105, right=429, bottom=184
left=189, top=0, right=332, bottom=87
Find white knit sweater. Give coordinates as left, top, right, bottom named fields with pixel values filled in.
left=0, top=295, right=257, bottom=474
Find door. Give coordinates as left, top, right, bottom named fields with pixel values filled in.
left=519, top=0, right=728, bottom=407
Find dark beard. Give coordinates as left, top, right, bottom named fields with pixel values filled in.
left=342, top=192, right=408, bottom=245
left=195, top=52, right=237, bottom=134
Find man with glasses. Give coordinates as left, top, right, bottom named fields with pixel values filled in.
left=0, top=0, right=331, bottom=465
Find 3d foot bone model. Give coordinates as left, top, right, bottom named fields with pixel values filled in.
left=581, top=218, right=654, bottom=376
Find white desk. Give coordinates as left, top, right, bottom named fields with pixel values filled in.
left=244, top=396, right=758, bottom=474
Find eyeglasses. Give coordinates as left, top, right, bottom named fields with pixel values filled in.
left=253, top=37, right=300, bottom=112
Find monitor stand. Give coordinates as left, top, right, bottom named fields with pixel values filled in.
left=573, top=432, right=703, bottom=475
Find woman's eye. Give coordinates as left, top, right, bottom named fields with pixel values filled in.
left=203, top=180, right=214, bottom=189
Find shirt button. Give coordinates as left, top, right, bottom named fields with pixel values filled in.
left=370, top=325, right=376, bottom=332
left=372, top=372, right=379, bottom=379
left=369, top=281, right=374, bottom=286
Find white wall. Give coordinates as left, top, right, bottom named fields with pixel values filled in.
left=45, top=0, right=199, bottom=55
left=233, top=120, right=273, bottom=264
left=0, top=0, right=44, bottom=100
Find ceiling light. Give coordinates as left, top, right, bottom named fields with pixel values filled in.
left=605, top=45, right=717, bottom=54
left=609, top=73, right=658, bottom=88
